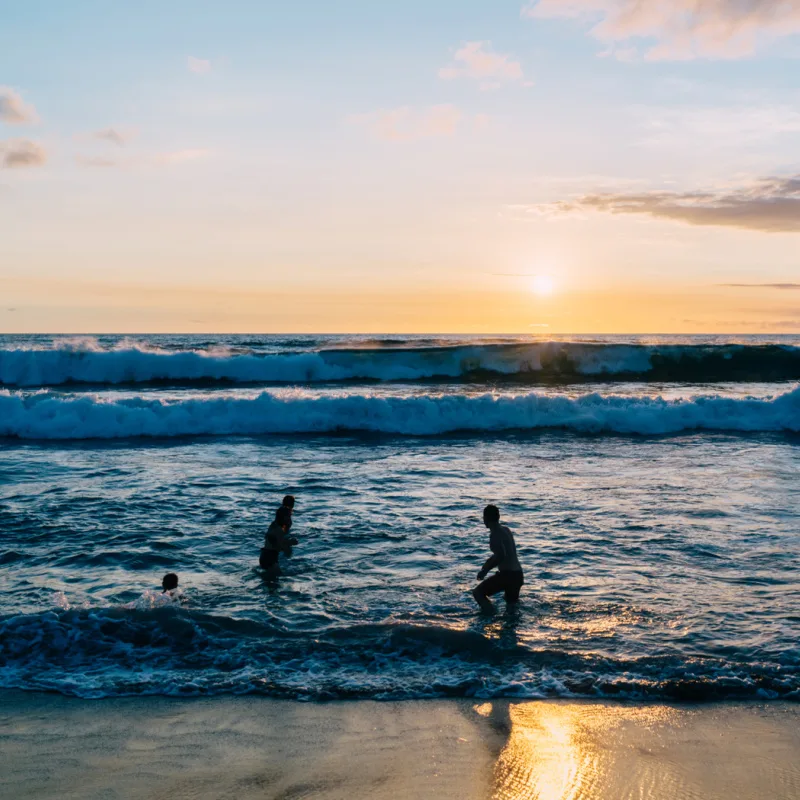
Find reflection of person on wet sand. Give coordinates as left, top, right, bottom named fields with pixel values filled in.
left=472, top=504, right=524, bottom=613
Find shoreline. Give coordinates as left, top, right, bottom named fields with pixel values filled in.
left=2, top=692, right=800, bottom=799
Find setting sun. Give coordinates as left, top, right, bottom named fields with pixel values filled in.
left=531, top=275, right=555, bottom=296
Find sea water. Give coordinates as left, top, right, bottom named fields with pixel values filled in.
left=0, top=334, right=798, bottom=700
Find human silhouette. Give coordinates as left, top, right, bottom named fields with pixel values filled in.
left=260, top=505, right=297, bottom=578
left=472, top=505, right=524, bottom=612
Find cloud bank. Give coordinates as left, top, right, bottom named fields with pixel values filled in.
left=520, top=174, right=800, bottom=232
left=1, top=139, right=47, bottom=168
left=0, top=87, right=38, bottom=124
left=439, top=41, right=525, bottom=89
left=524, top=0, right=800, bottom=59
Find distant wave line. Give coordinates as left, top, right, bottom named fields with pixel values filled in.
left=1, top=341, right=799, bottom=387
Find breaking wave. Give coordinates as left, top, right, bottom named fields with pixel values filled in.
left=1, top=385, right=798, bottom=440
left=2, top=341, right=799, bottom=387
left=1, top=607, right=796, bottom=701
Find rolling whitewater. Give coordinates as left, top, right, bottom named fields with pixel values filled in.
left=1, top=333, right=799, bottom=701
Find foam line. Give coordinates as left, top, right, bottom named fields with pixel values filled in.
left=1, top=386, right=797, bottom=439
left=1, top=342, right=798, bottom=386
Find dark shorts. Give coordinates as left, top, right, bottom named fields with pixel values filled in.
left=259, top=548, right=279, bottom=569
left=478, top=570, right=524, bottom=603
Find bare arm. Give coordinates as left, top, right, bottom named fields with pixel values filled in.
left=477, top=531, right=506, bottom=579
left=479, top=553, right=500, bottom=577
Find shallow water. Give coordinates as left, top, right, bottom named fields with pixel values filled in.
left=1, top=334, right=798, bottom=699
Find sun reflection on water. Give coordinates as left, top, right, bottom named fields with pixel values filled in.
left=491, top=703, right=677, bottom=800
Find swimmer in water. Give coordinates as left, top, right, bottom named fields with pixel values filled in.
left=472, top=504, right=524, bottom=613
left=260, top=506, right=297, bottom=577
left=160, top=573, right=186, bottom=604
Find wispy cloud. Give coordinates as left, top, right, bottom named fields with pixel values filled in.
left=439, top=41, right=526, bottom=89
left=0, top=87, right=38, bottom=124
left=514, top=174, right=800, bottom=232
left=684, top=317, right=800, bottom=330
left=636, top=105, right=800, bottom=148
left=523, top=0, right=800, bottom=60
left=351, top=105, right=464, bottom=141
left=93, top=127, right=132, bottom=146
left=1, top=139, right=47, bottom=168
left=474, top=113, right=491, bottom=131
left=187, top=56, right=212, bottom=74
left=75, top=149, right=210, bottom=169
left=75, top=155, right=119, bottom=168
left=720, top=283, right=800, bottom=289
left=153, top=148, right=210, bottom=165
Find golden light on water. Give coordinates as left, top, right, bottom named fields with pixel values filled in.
left=491, top=703, right=678, bottom=800
left=494, top=704, right=582, bottom=800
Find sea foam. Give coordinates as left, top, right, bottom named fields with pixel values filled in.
left=1, top=341, right=798, bottom=386
left=1, top=386, right=797, bottom=439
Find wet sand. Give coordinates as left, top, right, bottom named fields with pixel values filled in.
left=1, top=692, right=799, bottom=799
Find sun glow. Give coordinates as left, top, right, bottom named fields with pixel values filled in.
left=531, top=275, right=556, bottom=296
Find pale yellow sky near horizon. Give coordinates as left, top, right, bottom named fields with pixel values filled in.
left=3, top=275, right=796, bottom=334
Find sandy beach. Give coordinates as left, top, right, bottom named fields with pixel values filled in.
left=1, top=693, right=799, bottom=799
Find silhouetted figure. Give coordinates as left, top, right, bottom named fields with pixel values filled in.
left=160, top=572, right=186, bottom=603
left=472, top=505, right=524, bottom=612
left=282, top=495, right=296, bottom=534
left=260, top=505, right=297, bottom=577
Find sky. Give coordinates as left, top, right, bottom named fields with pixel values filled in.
left=1, top=0, right=799, bottom=333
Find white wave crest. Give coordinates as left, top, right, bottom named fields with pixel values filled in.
left=2, top=341, right=797, bottom=386
left=1, top=386, right=797, bottom=439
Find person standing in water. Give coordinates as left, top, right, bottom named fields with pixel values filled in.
left=281, top=495, right=296, bottom=534
left=473, top=504, right=524, bottom=612
left=260, top=506, right=297, bottom=577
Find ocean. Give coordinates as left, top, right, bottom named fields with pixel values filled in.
left=1, top=333, right=798, bottom=701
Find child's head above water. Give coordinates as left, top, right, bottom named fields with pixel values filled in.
left=162, top=573, right=179, bottom=593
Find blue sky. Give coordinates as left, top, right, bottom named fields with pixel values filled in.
left=1, top=0, right=799, bottom=332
